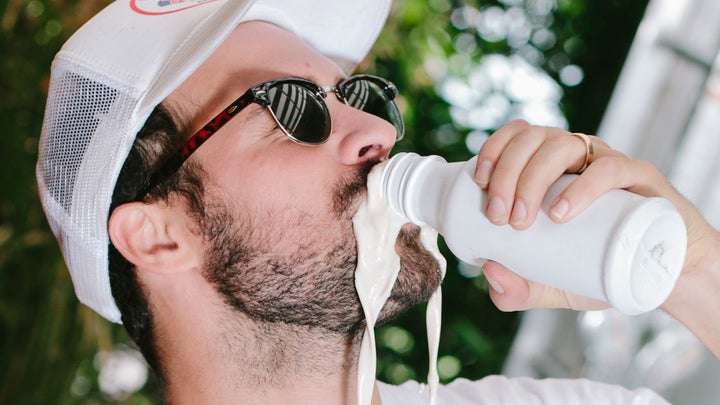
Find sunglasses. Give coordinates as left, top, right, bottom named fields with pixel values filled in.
left=143, top=74, right=404, bottom=198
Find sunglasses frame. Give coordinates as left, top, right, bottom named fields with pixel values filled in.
left=140, top=75, right=404, bottom=200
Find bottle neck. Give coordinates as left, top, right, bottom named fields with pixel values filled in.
left=380, top=153, right=450, bottom=227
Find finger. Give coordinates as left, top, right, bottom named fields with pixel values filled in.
left=548, top=153, right=643, bottom=223
left=475, top=119, right=531, bottom=188
left=482, top=261, right=532, bottom=311
left=565, top=154, right=704, bottom=243
left=485, top=127, right=548, bottom=225
left=511, top=131, right=591, bottom=229
left=482, top=261, right=609, bottom=312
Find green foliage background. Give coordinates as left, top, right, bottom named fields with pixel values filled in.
left=0, top=0, right=647, bottom=403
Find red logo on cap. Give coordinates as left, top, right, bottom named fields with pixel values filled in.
left=130, top=0, right=219, bottom=15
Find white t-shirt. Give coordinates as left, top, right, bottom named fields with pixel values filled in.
left=377, top=376, right=670, bottom=404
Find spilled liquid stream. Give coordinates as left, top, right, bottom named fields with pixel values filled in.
left=352, top=160, right=446, bottom=405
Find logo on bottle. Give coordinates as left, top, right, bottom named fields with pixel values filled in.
left=130, top=0, right=218, bottom=15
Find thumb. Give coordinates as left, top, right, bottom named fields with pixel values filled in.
left=481, top=261, right=609, bottom=312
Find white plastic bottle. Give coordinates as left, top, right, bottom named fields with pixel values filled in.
left=380, top=152, right=687, bottom=315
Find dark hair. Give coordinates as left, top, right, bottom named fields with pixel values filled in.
left=108, top=105, right=206, bottom=384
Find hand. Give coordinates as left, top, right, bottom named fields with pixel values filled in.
left=474, top=119, right=647, bottom=231
left=474, top=121, right=720, bottom=358
left=474, top=119, right=627, bottom=311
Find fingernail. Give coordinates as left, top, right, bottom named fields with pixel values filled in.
left=486, top=196, right=506, bottom=224
left=550, top=198, right=569, bottom=220
left=485, top=274, right=505, bottom=294
left=510, top=199, right=526, bottom=226
left=476, top=160, right=493, bottom=188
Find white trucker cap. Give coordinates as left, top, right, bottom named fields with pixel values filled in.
left=37, top=0, right=392, bottom=323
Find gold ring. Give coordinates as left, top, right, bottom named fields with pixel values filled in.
left=569, top=132, right=594, bottom=174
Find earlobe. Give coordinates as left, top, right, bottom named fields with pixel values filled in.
left=108, top=201, right=199, bottom=273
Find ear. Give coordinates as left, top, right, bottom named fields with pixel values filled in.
left=108, top=201, right=200, bottom=274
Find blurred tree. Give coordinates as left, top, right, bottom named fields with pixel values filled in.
left=0, top=0, right=647, bottom=402
left=0, top=1, right=136, bottom=403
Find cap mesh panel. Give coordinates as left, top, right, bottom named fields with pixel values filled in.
left=40, top=71, right=118, bottom=212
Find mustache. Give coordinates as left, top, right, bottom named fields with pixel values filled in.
left=332, top=160, right=381, bottom=217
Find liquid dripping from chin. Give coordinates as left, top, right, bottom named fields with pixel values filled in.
left=352, top=161, right=446, bottom=405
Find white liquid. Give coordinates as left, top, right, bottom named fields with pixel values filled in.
left=353, top=160, right=446, bottom=405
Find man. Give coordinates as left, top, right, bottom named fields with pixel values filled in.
left=37, top=0, right=720, bottom=403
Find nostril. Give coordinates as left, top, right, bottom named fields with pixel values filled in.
left=358, top=145, right=373, bottom=158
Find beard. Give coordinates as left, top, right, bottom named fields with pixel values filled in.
left=199, top=161, right=442, bottom=335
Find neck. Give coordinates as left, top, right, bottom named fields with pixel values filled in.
left=160, top=310, right=380, bottom=405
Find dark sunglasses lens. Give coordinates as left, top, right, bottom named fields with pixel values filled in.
left=267, top=82, right=330, bottom=144
left=343, top=79, right=404, bottom=139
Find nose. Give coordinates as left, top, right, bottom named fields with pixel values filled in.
left=326, top=100, right=398, bottom=165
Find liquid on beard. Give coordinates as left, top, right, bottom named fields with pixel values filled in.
left=352, top=160, right=446, bottom=405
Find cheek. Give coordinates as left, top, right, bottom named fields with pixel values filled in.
left=237, top=189, right=353, bottom=256
left=218, top=163, right=338, bottom=230
left=204, top=138, right=345, bottom=224
left=244, top=154, right=338, bottom=211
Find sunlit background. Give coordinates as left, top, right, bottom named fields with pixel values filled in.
left=2, top=0, right=718, bottom=403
